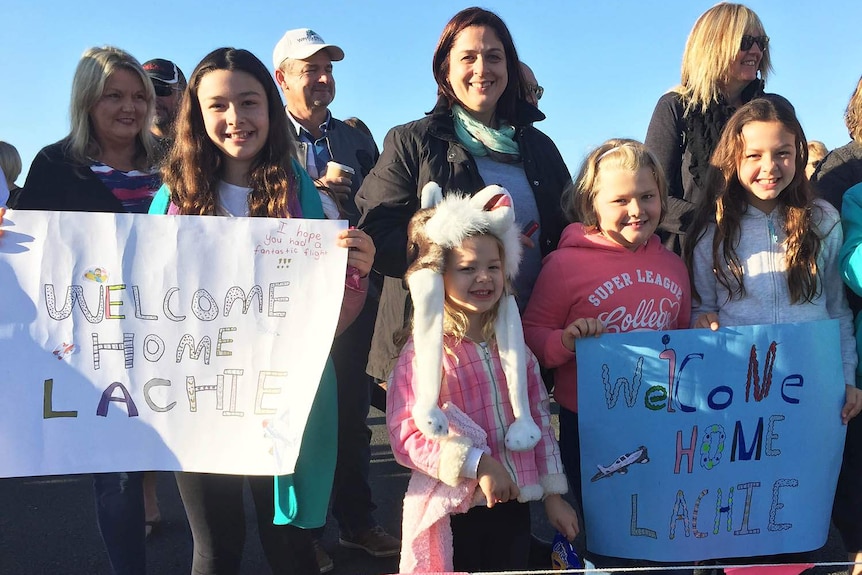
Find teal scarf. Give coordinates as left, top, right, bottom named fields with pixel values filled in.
left=451, top=104, right=520, bottom=163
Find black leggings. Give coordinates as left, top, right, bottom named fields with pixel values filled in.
left=174, top=472, right=316, bottom=575
left=450, top=500, right=531, bottom=572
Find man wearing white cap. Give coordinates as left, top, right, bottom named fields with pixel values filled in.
left=273, top=28, right=377, bottom=223
left=272, top=28, right=395, bottom=572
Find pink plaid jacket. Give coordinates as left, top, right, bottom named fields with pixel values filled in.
left=387, top=336, right=567, bottom=500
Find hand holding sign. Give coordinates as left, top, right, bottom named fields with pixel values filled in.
left=562, top=317, right=604, bottom=352
left=338, top=227, right=375, bottom=278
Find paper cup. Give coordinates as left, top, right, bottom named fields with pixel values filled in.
left=326, top=161, right=355, bottom=180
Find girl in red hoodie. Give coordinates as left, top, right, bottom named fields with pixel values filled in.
left=522, top=139, right=691, bottom=573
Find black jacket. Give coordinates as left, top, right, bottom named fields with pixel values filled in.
left=18, top=140, right=127, bottom=213
left=644, top=82, right=787, bottom=253
left=811, top=140, right=862, bottom=211
left=356, top=97, right=570, bottom=378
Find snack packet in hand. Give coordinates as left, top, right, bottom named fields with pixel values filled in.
left=551, top=531, right=583, bottom=570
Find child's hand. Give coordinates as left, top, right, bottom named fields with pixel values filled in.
left=842, top=384, right=862, bottom=424
left=544, top=494, right=580, bottom=541
left=477, top=454, right=519, bottom=508
left=561, top=317, right=603, bottom=352
left=694, top=312, right=720, bottom=331
left=338, top=228, right=375, bottom=278
left=0, top=207, right=5, bottom=237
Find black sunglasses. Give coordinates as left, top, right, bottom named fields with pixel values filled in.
left=740, top=35, right=769, bottom=52
left=152, top=82, right=178, bottom=97
left=526, top=84, right=544, bottom=101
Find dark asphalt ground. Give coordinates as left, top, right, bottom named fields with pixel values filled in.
left=0, top=405, right=851, bottom=574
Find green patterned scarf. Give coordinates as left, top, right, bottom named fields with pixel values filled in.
left=451, top=104, right=520, bottom=163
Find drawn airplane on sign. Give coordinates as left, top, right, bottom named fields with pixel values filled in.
left=590, top=445, right=649, bottom=482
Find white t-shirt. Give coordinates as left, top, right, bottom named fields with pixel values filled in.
left=216, top=180, right=251, bottom=217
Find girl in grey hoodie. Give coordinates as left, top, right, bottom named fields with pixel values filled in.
left=684, top=96, right=862, bottom=573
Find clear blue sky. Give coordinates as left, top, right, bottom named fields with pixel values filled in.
left=2, top=0, right=860, bottom=184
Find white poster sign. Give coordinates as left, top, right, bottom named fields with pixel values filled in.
left=0, top=210, right=346, bottom=477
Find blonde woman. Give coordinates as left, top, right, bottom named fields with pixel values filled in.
left=21, top=46, right=160, bottom=214
left=18, top=45, right=161, bottom=575
left=644, top=2, right=785, bottom=254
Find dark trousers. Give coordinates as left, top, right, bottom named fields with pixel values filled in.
left=93, top=471, right=146, bottom=575
left=558, top=406, right=584, bottom=512
left=328, top=292, right=379, bottom=535
left=833, top=413, right=862, bottom=551
left=451, top=501, right=531, bottom=572
left=174, top=472, right=316, bottom=575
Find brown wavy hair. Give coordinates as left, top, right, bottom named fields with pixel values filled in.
left=684, top=97, right=821, bottom=305
left=162, top=47, right=297, bottom=216
left=846, top=75, right=862, bottom=144
left=432, top=7, right=523, bottom=123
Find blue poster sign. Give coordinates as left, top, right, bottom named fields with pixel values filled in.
left=576, top=321, right=846, bottom=561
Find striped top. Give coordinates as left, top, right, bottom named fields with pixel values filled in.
left=90, top=162, right=161, bottom=213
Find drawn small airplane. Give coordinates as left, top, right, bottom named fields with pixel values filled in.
left=52, top=342, right=76, bottom=360
left=591, top=445, right=649, bottom=482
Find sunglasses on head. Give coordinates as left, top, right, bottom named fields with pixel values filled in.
left=152, top=82, right=177, bottom=97
left=740, top=35, right=769, bottom=52
left=526, top=83, right=544, bottom=101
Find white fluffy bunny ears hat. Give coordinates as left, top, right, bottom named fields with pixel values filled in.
left=404, top=182, right=541, bottom=452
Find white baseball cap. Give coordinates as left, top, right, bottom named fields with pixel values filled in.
left=273, top=28, right=344, bottom=70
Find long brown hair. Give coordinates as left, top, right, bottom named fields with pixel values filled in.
left=162, top=47, right=297, bottom=217
left=684, top=97, right=820, bottom=304
left=432, top=7, right=523, bottom=123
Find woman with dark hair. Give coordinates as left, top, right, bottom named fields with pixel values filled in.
left=645, top=2, right=783, bottom=254
left=356, top=6, right=570, bottom=384
left=150, top=47, right=375, bottom=575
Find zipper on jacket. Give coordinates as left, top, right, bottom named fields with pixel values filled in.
left=477, top=342, right=519, bottom=482
left=766, top=215, right=779, bottom=244
left=766, top=213, right=780, bottom=324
